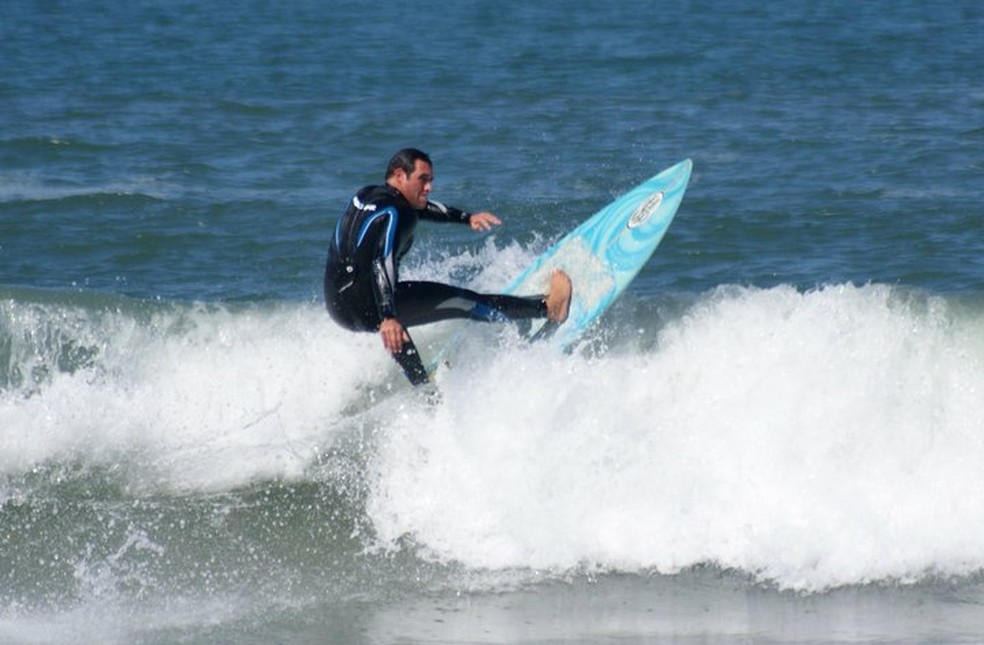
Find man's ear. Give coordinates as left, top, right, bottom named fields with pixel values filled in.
left=390, top=168, right=407, bottom=185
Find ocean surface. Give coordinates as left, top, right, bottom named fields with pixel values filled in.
left=2, top=1, right=984, bottom=643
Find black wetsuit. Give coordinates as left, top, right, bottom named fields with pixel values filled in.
left=324, top=184, right=547, bottom=385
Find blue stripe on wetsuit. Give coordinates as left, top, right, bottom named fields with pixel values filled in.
left=469, top=302, right=509, bottom=322
left=356, top=206, right=398, bottom=257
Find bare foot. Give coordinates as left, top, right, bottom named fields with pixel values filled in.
left=545, top=269, right=572, bottom=323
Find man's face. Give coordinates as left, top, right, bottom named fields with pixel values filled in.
left=392, top=160, right=433, bottom=209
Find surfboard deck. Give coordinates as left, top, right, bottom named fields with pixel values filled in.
left=427, top=158, right=692, bottom=374
left=503, top=158, right=692, bottom=349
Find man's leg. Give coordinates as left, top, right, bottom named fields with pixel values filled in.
left=395, top=281, right=548, bottom=327
left=391, top=335, right=431, bottom=386
left=389, top=273, right=571, bottom=386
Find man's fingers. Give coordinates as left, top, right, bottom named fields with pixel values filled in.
left=470, top=212, right=502, bottom=231
left=380, top=320, right=409, bottom=353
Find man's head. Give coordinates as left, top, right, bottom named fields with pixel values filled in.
left=386, top=148, right=433, bottom=209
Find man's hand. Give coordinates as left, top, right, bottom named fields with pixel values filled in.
left=468, top=211, right=502, bottom=231
left=379, top=317, right=410, bottom=353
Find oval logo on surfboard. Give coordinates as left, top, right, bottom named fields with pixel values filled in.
left=627, top=191, right=664, bottom=229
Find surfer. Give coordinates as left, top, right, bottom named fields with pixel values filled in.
left=324, top=148, right=572, bottom=386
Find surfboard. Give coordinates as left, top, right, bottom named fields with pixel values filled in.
left=502, top=158, right=693, bottom=349
left=426, top=159, right=692, bottom=376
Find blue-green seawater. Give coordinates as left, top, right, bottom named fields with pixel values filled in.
left=2, top=1, right=984, bottom=643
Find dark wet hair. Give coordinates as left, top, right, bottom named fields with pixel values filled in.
left=385, top=148, right=432, bottom=180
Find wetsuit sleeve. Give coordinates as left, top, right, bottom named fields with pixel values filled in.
left=360, top=206, right=399, bottom=320
left=420, top=200, right=472, bottom=225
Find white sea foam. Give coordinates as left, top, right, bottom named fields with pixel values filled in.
left=368, top=283, right=984, bottom=591
left=3, top=281, right=984, bottom=590
left=0, top=300, right=388, bottom=490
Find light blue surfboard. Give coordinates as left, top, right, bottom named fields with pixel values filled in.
left=504, top=158, right=693, bottom=349
left=426, top=159, right=692, bottom=376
